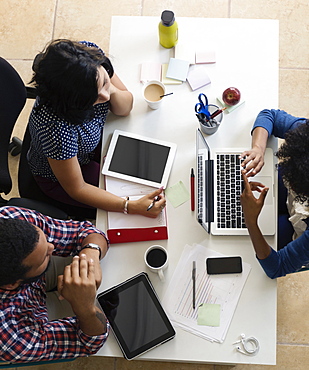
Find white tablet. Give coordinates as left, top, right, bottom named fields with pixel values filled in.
left=102, top=130, right=177, bottom=188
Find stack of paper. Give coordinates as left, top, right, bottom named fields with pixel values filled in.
left=162, top=243, right=251, bottom=343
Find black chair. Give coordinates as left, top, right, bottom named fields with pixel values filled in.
left=0, top=57, right=96, bottom=220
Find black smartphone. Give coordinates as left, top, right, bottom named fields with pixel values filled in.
left=206, top=256, right=242, bottom=274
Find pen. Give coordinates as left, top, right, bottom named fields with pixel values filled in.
left=210, top=106, right=227, bottom=119
left=191, top=168, right=195, bottom=211
left=146, top=195, right=160, bottom=211
left=192, top=261, right=196, bottom=310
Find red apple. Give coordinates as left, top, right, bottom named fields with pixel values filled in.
left=222, top=87, right=241, bottom=106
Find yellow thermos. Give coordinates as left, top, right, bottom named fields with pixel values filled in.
left=158, top=10, right=178, bottom=48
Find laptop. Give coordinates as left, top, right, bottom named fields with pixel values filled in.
left=196, top=129, right=276, bottom=235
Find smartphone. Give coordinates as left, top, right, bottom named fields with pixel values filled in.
left=206, top=256, right=242, bottom=275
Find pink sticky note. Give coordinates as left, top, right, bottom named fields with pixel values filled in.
left=187, top=67, right=211, bottom=91
left=140, top=62, right=162, bottom=82
left=195, top=49, right=216, bottom=64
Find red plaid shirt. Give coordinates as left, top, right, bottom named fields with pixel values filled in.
left=0, top=206, right=110, bottom=363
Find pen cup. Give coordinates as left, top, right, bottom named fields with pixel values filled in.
left=199, top=104, right=223, bottom=135
left=144, top=245, right=168, bottom=282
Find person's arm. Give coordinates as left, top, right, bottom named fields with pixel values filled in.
left=57, top=255, right=107, bottom=336
left=240, top=109, right=306, bottom=177
left=108, top=73, right=133, bottom=116
left=48, top=156, right=165, bottom=218
left=77, top=233, right=108, bottom=288
left=240, top=171, right=272, bottom=259
left=241, top=127, right=269, bottom=177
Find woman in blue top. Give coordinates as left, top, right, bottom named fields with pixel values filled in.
left=28, top=40, right=165, bottom=218
left=239, top=109, right=309, bottom=278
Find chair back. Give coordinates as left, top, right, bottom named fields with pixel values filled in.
left=0, top=57, right=26, bottom=194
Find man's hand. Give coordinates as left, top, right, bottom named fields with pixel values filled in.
left=57, top=254, right=107, bottom=336
left=57, top=255, right=97, bottom=315
left=240, top=171, right=268, bottom=225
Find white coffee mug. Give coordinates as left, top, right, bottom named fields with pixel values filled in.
left=142, top=80, right=166, bottom=109
left=144, top=245, right=168, bottom=282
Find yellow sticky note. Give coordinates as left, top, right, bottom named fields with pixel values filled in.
left=197, top=304, right=221, bottom=327
left=165, top=181, right=190, bottom=208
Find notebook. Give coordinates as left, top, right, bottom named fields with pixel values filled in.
left=97, top=272, right=175, bottom=360
left=196, top=129, right=276, bottom=235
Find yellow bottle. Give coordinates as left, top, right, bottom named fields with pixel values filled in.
left=158, top=10, right=178, bottom=48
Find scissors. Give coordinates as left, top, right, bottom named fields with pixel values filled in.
left=195, top=93, right=210, bottom=118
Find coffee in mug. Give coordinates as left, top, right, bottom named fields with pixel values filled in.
left=144, top=84, right=165, bottom=102
left=144, top=245, right=168, bottom=282
left=143, top=80, right=166, bottom=109
left=146, top=248, right=167, bottom=268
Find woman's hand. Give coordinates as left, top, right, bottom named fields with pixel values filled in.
left=240, top=171, right=268, bottom=225
left=128, top=188, right=166, bottom=218
left=240, top=146, right=265, bottom=177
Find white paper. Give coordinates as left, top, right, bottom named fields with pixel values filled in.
left=162, top=243, right=251, bottom=343
left=105, top=177, right=167, bottom=230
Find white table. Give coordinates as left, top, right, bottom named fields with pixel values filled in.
left=96, top=16, right=279, bottom=365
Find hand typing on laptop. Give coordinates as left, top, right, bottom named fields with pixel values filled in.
left=240, top=127, right=268, bottom=177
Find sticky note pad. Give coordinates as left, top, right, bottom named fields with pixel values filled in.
left=216, top=96, right=245, bottom=113
left=195, top=49, right=216, bottom=64
left=162, top=64, right=182, bottom=85
left=175, top=43, right=196, bottom=65
left=187, top=66, right=211, bottom=91
left=140, top=62, right=161, bottom=83
left=166, top=58, right=190, bottom=82
left=197, top=303, right=221, bottom=327
left=165, top=181, right=190, bottom=208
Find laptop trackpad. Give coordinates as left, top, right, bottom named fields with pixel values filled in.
left=251, top=176, right=273, bottom=206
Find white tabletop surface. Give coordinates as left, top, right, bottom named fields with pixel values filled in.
left=96, top=16, right=279, bottom=365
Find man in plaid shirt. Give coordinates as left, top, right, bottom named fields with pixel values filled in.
left=0, top=206, right=110, bottom=363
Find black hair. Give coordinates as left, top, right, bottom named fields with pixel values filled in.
left=0, top=219, right=39, bottom=286
left=30, top=39, right=114, bottom=125
left=276, top=119, right=309, bottom=204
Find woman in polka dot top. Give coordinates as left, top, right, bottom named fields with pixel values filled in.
left=28, top=39, right=165, bottom=218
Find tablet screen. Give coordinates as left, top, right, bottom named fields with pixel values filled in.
left=109, top=135, right=170, bottom=183
left=102, top=130, right=177, bottom=188
left=97, top=273, right=175, bottom=360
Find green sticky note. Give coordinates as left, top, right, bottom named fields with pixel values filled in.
left=165, top=181, right=190, bottom=208
left=197, top=304, right=221, bottom=326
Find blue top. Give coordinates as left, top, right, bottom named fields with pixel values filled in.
left=252, top=109, right=308, bottom=278
left=28, top=41, right=109, bottom=181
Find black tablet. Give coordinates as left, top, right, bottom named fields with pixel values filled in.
left=97, top=272, right=176, bottom=360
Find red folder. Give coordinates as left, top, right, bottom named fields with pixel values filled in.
left=107, top=225, right=168, bottom=244
left=104, top=176, right=168, bottom=244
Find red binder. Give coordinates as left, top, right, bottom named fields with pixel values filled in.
left=107, top=225, right=168, bottom=244
left=107, top=207, right=168, bottom=244
left=104, top=176, right=168, bottom=244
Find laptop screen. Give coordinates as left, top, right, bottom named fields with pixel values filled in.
left=196, top=129, right=214, bottom=234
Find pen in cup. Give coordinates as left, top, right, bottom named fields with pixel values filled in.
left=192, top=261, right=196, bottom=310
left=209, top=106, right=227, bottom=119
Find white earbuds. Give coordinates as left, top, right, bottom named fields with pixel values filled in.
left=233, top=334, right=259, bottom=356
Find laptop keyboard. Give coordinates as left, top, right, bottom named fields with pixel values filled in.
left=216, top=154, right=246, bottom=229
left=197, top=155, right=204, bottom=222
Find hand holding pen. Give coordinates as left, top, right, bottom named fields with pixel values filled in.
left=134, top=187, right=165, bottom=218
